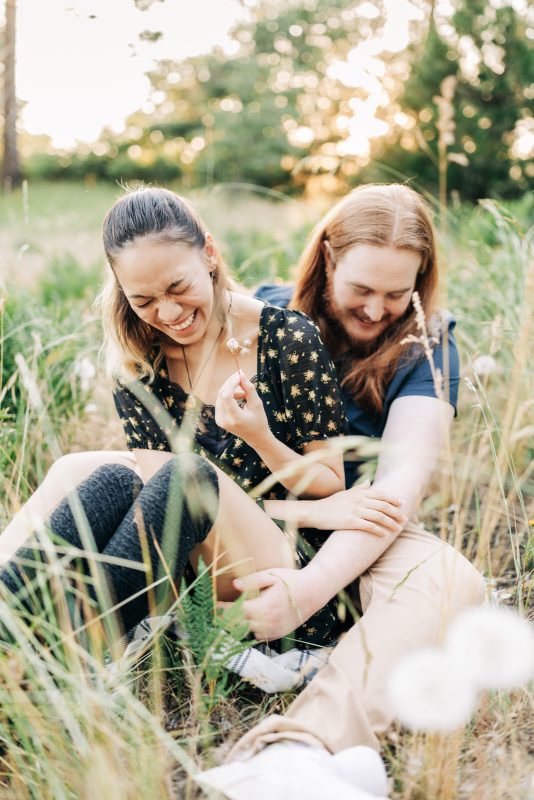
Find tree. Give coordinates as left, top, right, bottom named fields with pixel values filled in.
left=1, top=0, right=22, bottom=190
left=124, top=0, right=384, bottom=192
left=362, top=0, right=534, bottom=201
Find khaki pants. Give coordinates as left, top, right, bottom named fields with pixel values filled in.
left=230, top=524, right=486, bottom=756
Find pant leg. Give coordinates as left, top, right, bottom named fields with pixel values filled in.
left=228, top=524, right=486, bottom=757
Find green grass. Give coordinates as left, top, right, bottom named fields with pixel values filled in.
left=0, top=180, right=532, bottom=799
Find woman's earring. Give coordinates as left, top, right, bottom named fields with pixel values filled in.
left=210, top=270, right=216, bottom=282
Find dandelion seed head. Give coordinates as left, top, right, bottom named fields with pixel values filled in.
left=387, top=648, right=477, bottom=732
left=445, top=606, right=534, bottom=690
left=472, top=355, right=499, bottom=377
left=74, top=357, right=96, bottom=391
left=226, top=338, right=249, bottom=355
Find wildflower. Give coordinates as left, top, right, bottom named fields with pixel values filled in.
left=31, top=331, right=43, bottom=356
left=445, top=605, right=534, bottom=690
left=226, top=338, right=250, bottom=356
left=226, top=337, right=250, bottom=375
left=434, top=75, right=457, bottom=148
left=387, top=648, right=477, bottom=732
left=471, top=355, right=499, bottom=377
left=74, top=357, right=96, bottom=392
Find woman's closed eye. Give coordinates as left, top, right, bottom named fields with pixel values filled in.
left=134, top=285, right=193, bottom=310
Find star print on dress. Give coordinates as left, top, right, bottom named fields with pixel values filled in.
left=112, top=304, right=348, bottom=649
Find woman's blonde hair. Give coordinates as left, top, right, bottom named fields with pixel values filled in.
left=100, top=187, right=233, bottom=379
left=292, top=184, right=439, bottom=413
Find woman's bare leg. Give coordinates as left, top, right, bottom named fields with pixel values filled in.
left=130, top=451, right=297, bottom=598
left=1, top=450, right=295, bottom=601
left=191, top=464, right=295, bottom=599
left=0, top=450, right=141, bottom=563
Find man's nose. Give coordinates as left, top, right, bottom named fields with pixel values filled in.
left=363, top=297, right=385, bottom=322
left=157, top=298, right=183, bottom=323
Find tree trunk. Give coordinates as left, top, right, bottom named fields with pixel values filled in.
left=2, top=0, right=22, bottom=191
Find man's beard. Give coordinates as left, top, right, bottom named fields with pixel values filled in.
left=322, top=283, right=406, bottom=360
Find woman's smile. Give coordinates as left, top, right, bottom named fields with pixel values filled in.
left=165, top=309, right=197, bottom=334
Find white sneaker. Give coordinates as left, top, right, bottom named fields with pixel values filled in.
left=332, top=746, right=388, bottom=797
left=196, top=741, right=390, bottom=800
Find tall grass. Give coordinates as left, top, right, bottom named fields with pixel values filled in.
left=0, top=182, right=532, bottom=798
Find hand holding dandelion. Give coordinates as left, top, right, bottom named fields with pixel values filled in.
left=215, top=370, right=270, bottom=447
left=226, top=337, right=250, bottom=401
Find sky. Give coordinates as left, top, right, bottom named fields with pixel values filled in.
left=16, top=0, right=249, bottom=148
left=11, top=0, right=534, bottom=155
left=14, top=0, right=428, bottom=152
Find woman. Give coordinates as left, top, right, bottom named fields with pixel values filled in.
left=0, top=188, right=403, bottom=645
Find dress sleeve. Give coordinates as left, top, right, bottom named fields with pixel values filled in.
left=113, top=381, right=171, bottom=451
left=264, top=309, right=347, bottom=448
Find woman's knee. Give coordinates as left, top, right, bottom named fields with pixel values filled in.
left=85, top=462, right=143, bottom=496
left=156, top=453, right=218, bottom=486
left=149, top=454, right=219, bottom=517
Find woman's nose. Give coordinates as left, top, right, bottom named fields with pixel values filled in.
left=157, top=298, right=183, bottom=324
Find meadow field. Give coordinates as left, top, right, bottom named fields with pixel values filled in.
left=0, top=180, right=532, bottom=799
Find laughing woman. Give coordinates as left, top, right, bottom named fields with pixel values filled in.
left=0, top=188, right=403, bottom=645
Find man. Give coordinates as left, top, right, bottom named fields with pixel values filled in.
left=198, top=184, right=485, bottom=800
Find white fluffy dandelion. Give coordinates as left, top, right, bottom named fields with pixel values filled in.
left=74, top=356, right=96, bottom=392
left=445, top=605, right=534, bottom=690
left=387, top=648, right=478, bottom=732
left=471, top=355, right=499, bottom=377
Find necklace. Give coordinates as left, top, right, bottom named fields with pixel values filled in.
left=181, top=328, right=223, bottom=410
left=181, top=293, right=232, bottom=410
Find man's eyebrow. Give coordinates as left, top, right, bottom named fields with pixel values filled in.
left=347, top=281, right=412, bottom=294
left=129, top=279, right=186, bottom=300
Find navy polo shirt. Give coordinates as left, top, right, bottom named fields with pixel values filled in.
left=255, top=284, right=460, bottom=485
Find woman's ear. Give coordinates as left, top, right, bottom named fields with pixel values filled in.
left=204, top=232, right=218, bottom=273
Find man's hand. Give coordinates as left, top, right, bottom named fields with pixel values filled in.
left=305, top=480, right=407, bottom=534
left=226, top=568, right=318, bottom=642
left=215, top=371, right=272, bottom=450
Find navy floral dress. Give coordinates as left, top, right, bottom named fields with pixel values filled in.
left=113, top=305, right=348, bottom=647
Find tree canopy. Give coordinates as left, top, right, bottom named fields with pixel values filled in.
left=19, top=0, right=534, bottom=200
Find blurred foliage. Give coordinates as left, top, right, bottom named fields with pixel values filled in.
left=18, top=1, right=534, bottom=200
left=224, top=223, right=311, bottom=288
left=0, top=257, right=101, bottom=496
left=361, top=0, right=534, bottom=199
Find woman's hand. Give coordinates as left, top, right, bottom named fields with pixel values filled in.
left=307, top=481, right=407, bottom=535
left=221, top=568, right=318, bottom=641
left=215, top=370, right=271, bottom=448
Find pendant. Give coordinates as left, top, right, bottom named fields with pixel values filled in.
left=185, top=394, right=197, bottom=411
